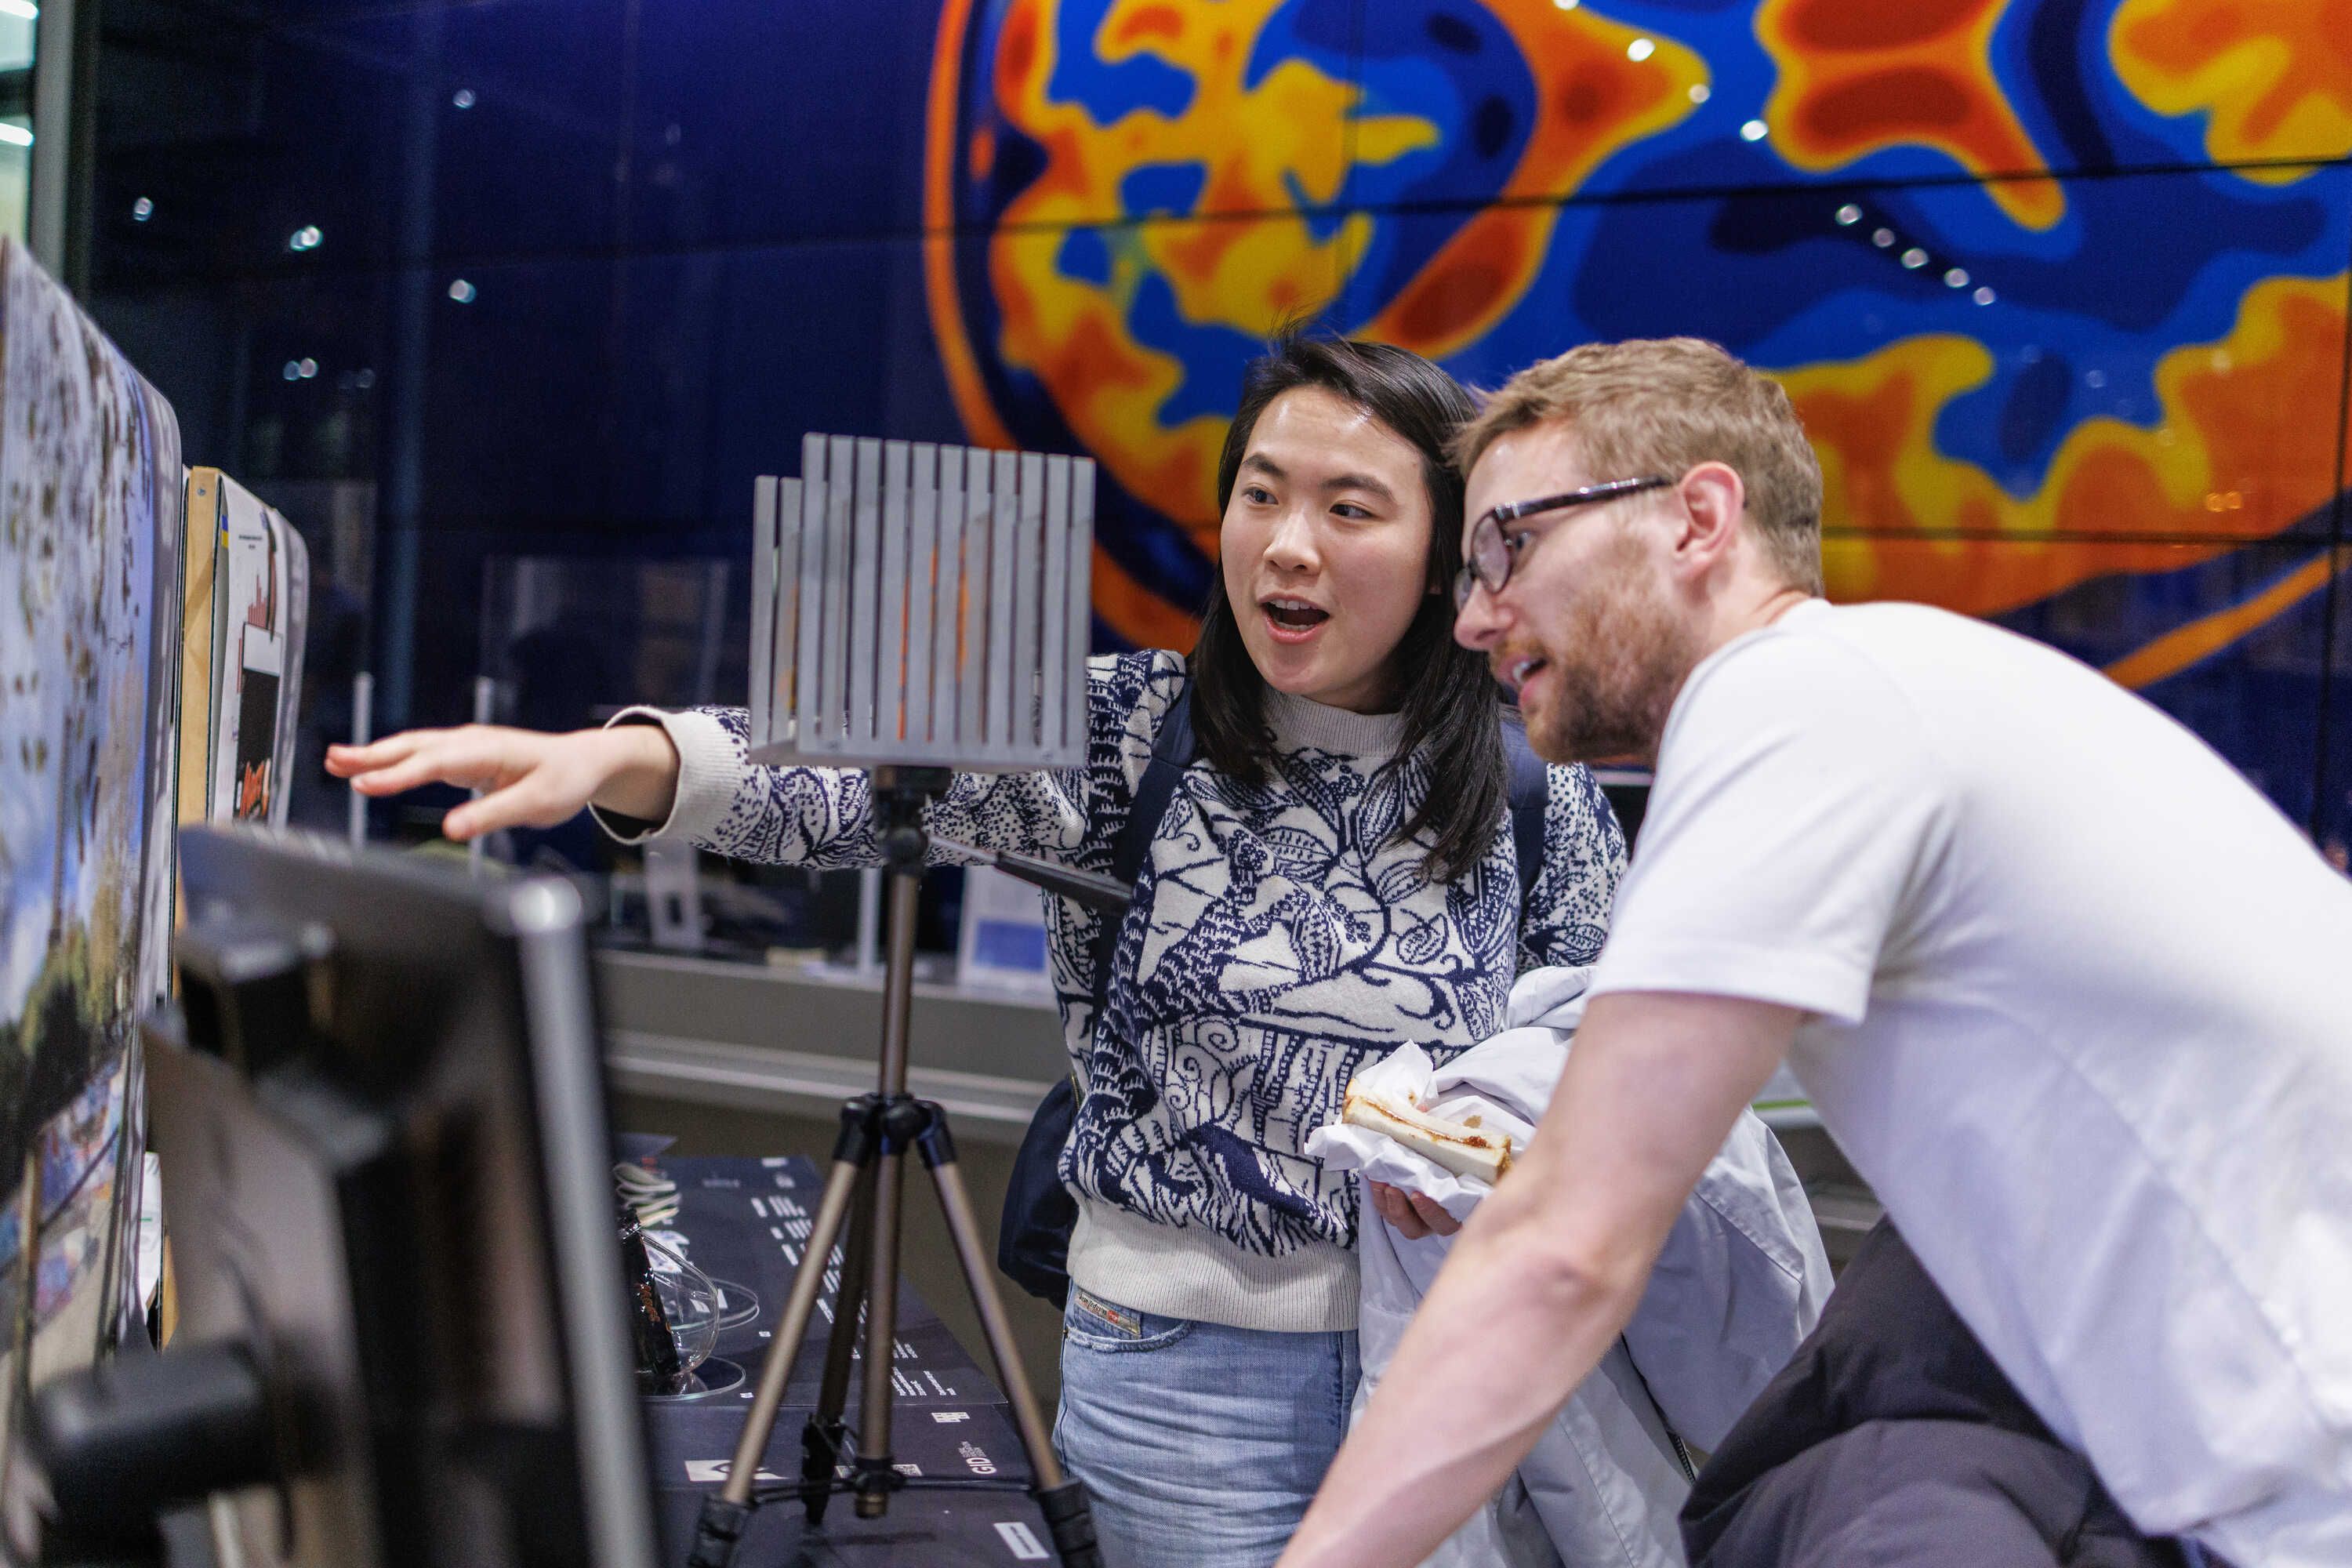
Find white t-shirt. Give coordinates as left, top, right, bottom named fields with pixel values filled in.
left=1589, top=598, right=2352, bottom=1565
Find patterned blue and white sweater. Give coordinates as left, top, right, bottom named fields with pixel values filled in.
left=607, top=650, right=1624, bottom=1330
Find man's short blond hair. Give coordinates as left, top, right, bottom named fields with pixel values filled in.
left=1454, top=337, right=1825, bottom=593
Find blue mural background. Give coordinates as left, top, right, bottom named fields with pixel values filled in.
left=88, top=0, right=2352, bottom=848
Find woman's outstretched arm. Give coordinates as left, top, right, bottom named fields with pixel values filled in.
left=326, top=650, right=1188, bottom=874
left=328, top=721, right=680, bottom=842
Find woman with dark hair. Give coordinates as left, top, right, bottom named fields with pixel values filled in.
left=330, top=334, right=1624, bottom=1566
left=1189, top=336, right=1519, bottom=885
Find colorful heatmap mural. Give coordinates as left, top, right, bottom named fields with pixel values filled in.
left=925, top=0, right=2352, bottom=837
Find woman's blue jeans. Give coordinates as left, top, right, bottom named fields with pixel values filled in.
left=1051, top=1287, right=1360, bottom=1568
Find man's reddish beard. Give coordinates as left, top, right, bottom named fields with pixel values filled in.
left=1516, top=533, right=1700, bottom=766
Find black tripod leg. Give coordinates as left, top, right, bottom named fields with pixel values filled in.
left=688, top=1102, right=877, bottom=1568
left=913, top=1107, right=1100, bottom=1568
left=848, top=1097, right=924, bottom=1516
left=801, top=1158, right=876, bottom=1523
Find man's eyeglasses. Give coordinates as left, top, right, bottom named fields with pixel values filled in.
left=1452, top=474, right=1673, bottom=609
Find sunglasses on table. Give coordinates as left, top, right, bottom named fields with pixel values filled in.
left=1452, top=474, right=1675, bottom=610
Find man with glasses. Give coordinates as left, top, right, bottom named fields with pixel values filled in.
left=1276, top=337, right=2352, bottom=1568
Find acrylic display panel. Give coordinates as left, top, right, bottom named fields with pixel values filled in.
left=0, top=234, right=184, bottom=1446
left=479, top=554, right=747, bottom=727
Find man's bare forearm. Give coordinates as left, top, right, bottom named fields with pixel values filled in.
left=1279, top=1175, right=1643, bottom=1567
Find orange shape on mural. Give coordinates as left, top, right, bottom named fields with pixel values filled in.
left=1361, top=3, right=1705, bottom=361
left=928, top=0, right=1710, bottom=647
left=2111, top=0, right=2352, bottom=177
left=1757, top=0, right=2062, bottom=230
left=1787, top=274, right=2350, bottom=648
left=968, top=0, right=1415, bottom=569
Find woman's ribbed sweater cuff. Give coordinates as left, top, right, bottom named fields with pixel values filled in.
left=586, top=706, right=744, bottom=847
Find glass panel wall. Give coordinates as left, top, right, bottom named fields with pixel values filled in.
left=85, top=0, right=2352, bottom=854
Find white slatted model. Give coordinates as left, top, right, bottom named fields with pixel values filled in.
left=748, top=434, right=1097, bottom=771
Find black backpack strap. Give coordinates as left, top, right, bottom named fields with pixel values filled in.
left=998, top=684, right=1194, bottom=1308
left=1502, top=717, right=1548, bottom=923
left=1087, top=684, right=1194, bottom=1022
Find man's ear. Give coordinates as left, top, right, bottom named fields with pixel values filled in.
left=1669, top=462, right=1746, bottom=579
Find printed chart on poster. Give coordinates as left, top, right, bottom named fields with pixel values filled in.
left=183, top=467, right=307, bottom=827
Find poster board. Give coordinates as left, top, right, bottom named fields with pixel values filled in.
left=0, top=235, right=184, bottom=1445
left=178, top=468, right=309, bottom=826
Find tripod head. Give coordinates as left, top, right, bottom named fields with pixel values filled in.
left=870, top=764, right=1133, bottom=914
left=869, top=766, right=953, bottom=873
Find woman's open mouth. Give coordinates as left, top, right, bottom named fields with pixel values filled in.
left=1261, top=597, right=1330, bottom=643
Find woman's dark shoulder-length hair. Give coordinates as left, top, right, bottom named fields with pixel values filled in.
left=1189, top=332, right=1508, bottom=885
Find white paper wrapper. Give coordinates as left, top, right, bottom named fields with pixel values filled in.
left=1305, top=1041, right=1544, bottom=1224
left=1308, top=969, right=1591, bottom=1224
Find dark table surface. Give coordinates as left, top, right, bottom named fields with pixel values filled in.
left=643, top=1155, right=1059, bottom=1566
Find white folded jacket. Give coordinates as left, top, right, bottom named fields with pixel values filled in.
left=1312, top=966, right=1835, bottom=1568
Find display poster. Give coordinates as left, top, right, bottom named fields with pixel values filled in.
left=198, top=473, right=307, bottom=827
left=0, top=235, right=184, bottom=1427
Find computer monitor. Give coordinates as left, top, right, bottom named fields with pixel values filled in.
left=30, top=826, right=657, bottom=1568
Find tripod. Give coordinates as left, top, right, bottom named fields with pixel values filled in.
left=688, top=768, right=1101, bottom=1568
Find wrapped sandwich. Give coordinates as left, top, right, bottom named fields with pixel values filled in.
left=1341, top=1080, right=1514, bottom=1183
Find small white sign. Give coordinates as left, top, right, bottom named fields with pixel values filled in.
left=682, top=1461, right=783, bottom=1485
left=995, top=1521, right=1049, bottom=1560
